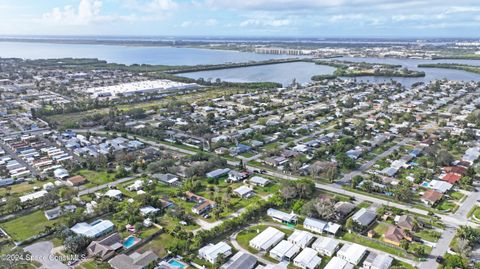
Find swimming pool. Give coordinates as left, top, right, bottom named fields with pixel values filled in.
left=421, top=181, right=430, bottom=188
left=123, top=236, right=138, bottom=249
left=168, top=259, right=187, bottom=269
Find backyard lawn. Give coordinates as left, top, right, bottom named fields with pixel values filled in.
left=0, top=210, right=61, bottom=241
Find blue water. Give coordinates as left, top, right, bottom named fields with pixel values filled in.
left=421, top=182, right=430, bottom=187
left=168, top=259, right=186, bottom=269
left=180, top=61, right=336, bottom=86
left=123, top=236, right=136, bottom=248
left=0, top=42, right=292, bottom=65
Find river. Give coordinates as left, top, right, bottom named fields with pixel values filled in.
left=1, top=41, right=480, bottom=86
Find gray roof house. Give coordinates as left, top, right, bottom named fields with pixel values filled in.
left=220, top=251, right=257, bottom=269
left=44, top=206, right=62, bottom=220
left=108, top=251, right=159, bottom=269
left=352, top=208, right=377, bottom=227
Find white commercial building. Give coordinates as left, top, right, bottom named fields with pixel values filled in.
left=337, top=243, right=368, bottom=265
left=198, top=242, right=232, bottom=264
left=84, top=80, right=198, bottom=98
left=293, top=248, right=322, bottom=269
left=249, top=227, right=285, bottom=251
left=287, top=230, right=314, bottom=249
left=269, top=240, right=300, bottom=261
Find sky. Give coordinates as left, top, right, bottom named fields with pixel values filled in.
left=0, top=0, right=480, bottom=38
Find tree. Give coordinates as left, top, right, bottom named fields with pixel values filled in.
left=442, top=254, right=467, bottom=269
left=64, top=234, right=91, bottom=254
left=345, top=218, right=354, bottom=233
left=399, top=239, right=409, bottom=250
left=436, top=150, right=454, bottom=166
left=326, top=166, right=338, bottom=182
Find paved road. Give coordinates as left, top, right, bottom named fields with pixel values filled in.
left=337, top=138, right=411, bottom=184
left=24, top=241, right=69, bottom=269
left=418, top=226, right=456, bottom=269
left=78, top=175, right=138, bottom=196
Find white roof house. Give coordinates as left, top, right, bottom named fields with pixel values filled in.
left=337, top=243, right=368, bottom=265
left=53, top=168, right=69, bottom=179
left=267, top=208, right=298, bottom=224
left=104, top=189, right=123, bottom=200
left=71, top=219, right=114, bottom=238
left=293, top=248, right=322, bottom=269
left=139, top=206, right=160, bottom=216
left=428, top=180, right=453, bottom=193
left=269, top=240, right=301, bottom=261
left=303, top=217, right=341, bottom=235
left=311, top=237, right=340, bottom=257
left=198, top=242, right=232, bottom=264
left=249, top=227, right=285, bottom=251
left=249, top=176, right=271, bottom=187
left=19, top=190, right=48, bottom=203
left=363, top=252, right=393, bottom=269
left=234, top=186, right=255, bottom=198
left=287, top=230, right=314, bottom=249
left=324, top=257, right=354, bottom=269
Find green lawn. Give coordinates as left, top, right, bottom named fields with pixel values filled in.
left=357, top=201, right=372, bottom=209
left=373, top=222, right=390, bottom=237
left=341, top=232, right=417, bottom=260
left=0, top=180, right=52, bottom=197
left=415, top=229, right=441, bottom=242
left=0, top=210, right=61, bottom=241
left=139, top=233, right=180, bottom=258
left=435, top=200, right=457, bottom=212
left=449, top=191, right=465, bottom=201
left=78, top=169, right=117, bottom=187
left=78, top=260, right=110, bottom=269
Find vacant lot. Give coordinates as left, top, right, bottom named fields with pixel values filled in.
left=0, top=210, right=61, bottom=241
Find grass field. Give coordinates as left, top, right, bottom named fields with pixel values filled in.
left=77, top=169, right=117, bottom=187
left=341, top=232, right=417, bottom=260
left=415, top=229, right=441, bottom=242
left=0, top=210, right=61, bottom=241
left=0, top=180, right=51, bottom=197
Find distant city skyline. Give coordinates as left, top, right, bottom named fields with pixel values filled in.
left=1, top=0, right=480, bottom=38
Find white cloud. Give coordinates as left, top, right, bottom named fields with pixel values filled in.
left=42, top=0, right=103, bottom=25
left=240, top=18, right=290, bottom=27
left=180, top=20, right=192, bottom=27
left=205, top=18, right=217, bottom=26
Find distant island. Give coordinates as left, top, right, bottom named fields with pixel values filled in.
left=312, top=60, right=425, bottom=80
left=418, top=63, right=480, bottom=74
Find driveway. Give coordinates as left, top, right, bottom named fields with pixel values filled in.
left=24, top=241, right=69, bottom=269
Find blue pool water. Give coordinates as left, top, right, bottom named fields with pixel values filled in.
left=168, top=259, right=186, bottom=269
left=123, top=236, right=136, bottom=248
left=421, top=182, right=430, bottom=187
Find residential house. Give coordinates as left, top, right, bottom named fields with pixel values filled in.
left=66, top=175, right=87, bottom=186
left=220, top=251, right=257, bottom=269
left=337, top=243, right=368, bottom=265
left=228, top=170, right=248, bottom=182
left=233, top=186, right=255, bottom=198
left=293, top=248, right=322, bottom=269
left=108, top=251, right=159, bottom=269
left=198, top=242, right=232, bottom=264
left=383, top=225, right=412, bottom=246
left=395, top=215, right=415, bottom=231
left=153, top=173, right=180, bottom=186
left=311, top=237, right=340, bottom=257
left=249, top=176, right=271, bottom=187
left=44, top=206, right=62, bottom=220
left=71, top=219, right=115, bottom=238
left=249, top=227, right=285, bottom=251
left=324, top=257, right=354, bottom=269
left=287, top=230, right=315, bottom=249
left=303, top=217, right=341, bottom=235
left=362, top=252, right=393, bottom=269
left=206, top=168, right=231, bottom=179
left=352, top=208, right=376, bottom=228
left=334, top=202, right=355, bottom=220
left=269, top=240, right=301, bottom=261
left=104, top=189, right=123, bottom=200
left=267, top=208, right=298, bottom=224
left=87, top=233, right=123, bottom=261
left=185, top=191, right=216, bottom=215
left=421, top=189, right=443, bottom=206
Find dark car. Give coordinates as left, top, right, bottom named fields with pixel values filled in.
left=436, top=256, right=444, bottom=263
